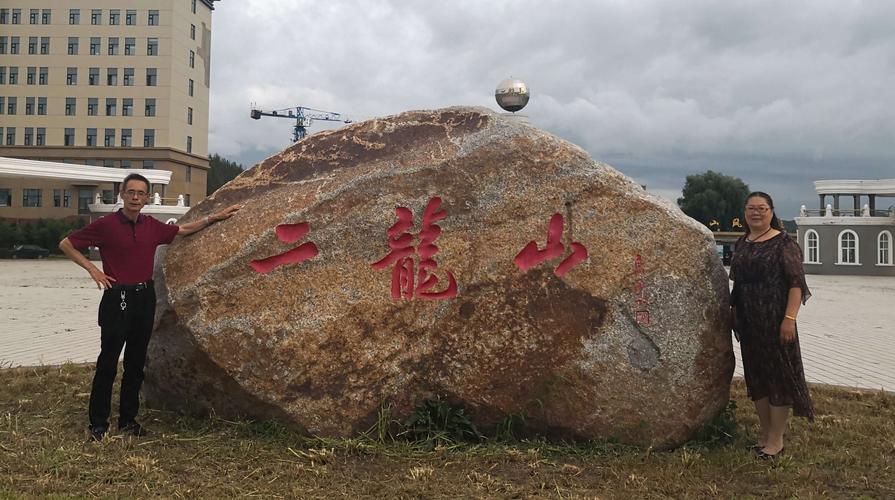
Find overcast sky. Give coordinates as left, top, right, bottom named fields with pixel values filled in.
left=208, top=0, right=895, bottom=219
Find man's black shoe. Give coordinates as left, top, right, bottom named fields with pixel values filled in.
left=89, top=425, right=108, bottom=442
left=118, top=421, right=149, bottom=437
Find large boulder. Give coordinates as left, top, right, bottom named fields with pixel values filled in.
left=145, top=106, right=733, bottom=447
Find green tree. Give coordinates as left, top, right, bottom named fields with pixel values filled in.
left=206, top=153, right=245, bottom=195
left=677, top=170, right=750, bottom=231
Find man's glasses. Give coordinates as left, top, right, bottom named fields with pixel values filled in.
left=124, top=189, right=148, bottom=198
left=745, top=206, right=770, bottom=213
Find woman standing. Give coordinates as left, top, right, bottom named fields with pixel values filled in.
left=730, top=192, right=814, bottom=459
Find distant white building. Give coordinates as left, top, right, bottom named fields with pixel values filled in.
left=0, top=156, right=189, bottom=223
left=794, top=179, right=895, bottom=276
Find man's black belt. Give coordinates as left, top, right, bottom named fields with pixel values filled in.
left=110, top=280, right=153, bottom=292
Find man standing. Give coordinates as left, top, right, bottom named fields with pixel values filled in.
left=59, top=173, right=240, bottom=441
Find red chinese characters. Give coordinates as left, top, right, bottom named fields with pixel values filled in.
left=632, top=254, right=650, bottom=325
left=371, top=197, right=457, bottom=301
left=250, top=222, right=319, bottom=274
left=514, top=213, right=588, bottom=277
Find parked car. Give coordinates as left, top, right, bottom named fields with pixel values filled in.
left=11, top=244, right=50, bottom=259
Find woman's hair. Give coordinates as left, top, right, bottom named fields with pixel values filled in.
left=744, top=191, right=784, bottom=233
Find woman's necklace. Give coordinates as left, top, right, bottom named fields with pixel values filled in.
left=747, top=227, right=773, bottom=242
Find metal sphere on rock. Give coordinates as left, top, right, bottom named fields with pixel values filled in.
left=495, top=78, right=530, bottom=113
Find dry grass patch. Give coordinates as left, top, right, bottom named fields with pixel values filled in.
left=1, top=363, right=893, bottom=498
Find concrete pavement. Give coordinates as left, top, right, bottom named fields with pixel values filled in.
left=1, top=260, right=892, bottom=392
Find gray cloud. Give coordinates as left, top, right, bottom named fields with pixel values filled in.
left=209, top=0, right=895, bottom=217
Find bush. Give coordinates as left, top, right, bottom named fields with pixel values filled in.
left=0, top=218, right=86, bottom=254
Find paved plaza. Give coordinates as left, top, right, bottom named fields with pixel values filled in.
left=0, top=260, right=892, bottom=392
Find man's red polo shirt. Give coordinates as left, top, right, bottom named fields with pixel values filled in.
left=68, top=209, right=180, bottom=285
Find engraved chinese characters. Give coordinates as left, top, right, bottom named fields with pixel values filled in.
left=372, top=197, right=457, bottom=300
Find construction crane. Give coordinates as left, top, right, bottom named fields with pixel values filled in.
left=250, top=105, right=352, bottom=142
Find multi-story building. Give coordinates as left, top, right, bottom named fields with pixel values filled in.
left=0, top=0, right=218, bottom=221
left=795, top=179, right=895, bottom=276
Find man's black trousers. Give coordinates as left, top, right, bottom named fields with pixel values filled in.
left=89, top=285, right=156, bottom=429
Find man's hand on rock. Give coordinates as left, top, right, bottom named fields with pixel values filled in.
left=210, top=204, right=241, bottom=223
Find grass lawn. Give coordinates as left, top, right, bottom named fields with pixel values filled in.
left=1, top=363, right=892, bottom=498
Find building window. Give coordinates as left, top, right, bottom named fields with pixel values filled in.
left=184, top=194, right=191, bottom=207
left=25, top=97, right=34, bottom=115
left=90, top=37, right=100, bottom=55
left=186, top=166, right=193, bottom=182
left=23, top=188, right=41, bottom=207
left=53, top=189, right=62, bottom=207
left=7, top=97, right=16, bottom=115
left=30, top=9, right=38, bottom=25
left=109, top=10, right=120, bottom=25
left=91, top=9, right=101, bottom=25
left=68, top=37, right=79, bottom=55
left=36, top=128, right=45, bottom=145
left=105, top=98, right=117, bottom=116
left=8, top=66, right=17, bottom=84
left=123, top=67, right=134, bottom=86
left=63, top=189, right=71, bottom=207
left=88, top=98, right=98, bottom=116
left=104, top=129, right=115, bottom=147
left=188, top=79, right=194, bottom=96
left=190, top=24, right=196, bottom=40
left=144, top=129, right=155, bottom=147
left=39, top=67, right=48, bottom=85
left=28, top=36, right=37, bottom=54
left=0, top=9, right=7, bottom=24
left=0, top=37, right=6, bottom=54
left=879, top=231, right=893, bottom=266
left=86, top=128, right=97, bottom=146
left=122, top=98, right=133, bottom=116
left=192, top=0, right=197, bottom=14
left=5, top=127, right=14, bottom=145
left=0, top=97, right=4, bottom=115
left=143, top=160, right=154, bottom=169
left=78, top=189, right=93, bottom=214
left=148, top=10, right=159, bottom=26
left=65, top=97, right=77, bottom=116
left=187, top=107, right=193, bottom=125
left=41, top=9, right=51, bottom=25
left=144, top=99, right=156, bottom=116
left=66, top=67, right=78, bottom=85
left=187, top=136, right=193, bottom=154
left=125, top=37, right=135, bottom=55
left=10, top=36, right=19, bottom=54
left=108, top=37, right=119, bottom=55
left=0, top=66, right=4, bottom=84
left=126, top=10, right=136, bottom=26
left=804, top=230, right=819, bottom=264
left=837, top=230, right=860, bottom=265
left=190, top=50, right=195, bottom=68
left=107, top=68, right=118, bottom=86
left=121, top=129, right=132, bottom=147
left=11, top=8, right=20, bottom=24
left=0, top=188, right=10, bottom=206
left=88, top=67, right=99, bottom=85
left=26, top=66, right=35, bottom=85
left=69, top=9, right=80, bottom=25
left=24, top=127, right=33, bottom=146
left=146, top=68, right=157, bottom=86
left=147, top=38, right=158, bottom=56
left=40, top=37, right=49, bottom=54
left=37, top=97, right=46, bottom=115
left=103, top=159, right=116, bottom=168
left=64, top=128, right=75, bottom=146
left=120, top=160, right=131, bottom=169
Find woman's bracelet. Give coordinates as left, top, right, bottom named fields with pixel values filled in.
left=784, top=314, right=797, bottom=321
